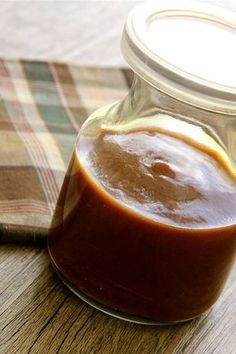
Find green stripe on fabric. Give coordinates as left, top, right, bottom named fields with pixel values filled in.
left=22, top=62, right=77, bottom=164
left=23, top=61, right=77, bottom=130
left=22, top=61, right=78, bottom=163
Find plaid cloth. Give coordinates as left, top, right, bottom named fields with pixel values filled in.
left=0, top=60, right=132, bottom=242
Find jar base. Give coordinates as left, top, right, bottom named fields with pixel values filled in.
left=51, top=261, right=201, bottom=325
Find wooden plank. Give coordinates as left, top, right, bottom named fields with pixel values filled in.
left=0, top=245, right=235, bottom=353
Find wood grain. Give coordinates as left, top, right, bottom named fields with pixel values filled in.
left=0, top=244, right=235, bottom=354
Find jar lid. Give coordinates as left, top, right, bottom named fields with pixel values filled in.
left=121, top=0, right=236, bottom=114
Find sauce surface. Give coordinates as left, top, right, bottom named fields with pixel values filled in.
left=48, top=126, right=236, bottom=322
left=79, top=129, right=236, bottom=229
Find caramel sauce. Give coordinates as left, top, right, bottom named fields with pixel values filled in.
left=48, top=128, right=236, bottom=322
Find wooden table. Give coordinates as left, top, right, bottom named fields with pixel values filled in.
left=1, top=244, right=236, bottom=353
left=1, top=1, right=236, bottom=353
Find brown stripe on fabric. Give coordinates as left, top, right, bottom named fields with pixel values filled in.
left=69, top=66, right=102, bottom=87
left=0, top=61, right=29, bottom=134
left=71, top=66, right=128, bottom=89
left=0, top=98, right=15, bottom=131
left=0, top=129, right=34, bottom=167
left=2, top=61, right=59, bottom=210
left=122, top=68, right=133, bottom=88
left=69, top=107, right=89, bottom=127
left=19, top=61, right=62, bottom=197
left=68, top=66, right=129, bottom=118
left=0, top=166, right=46, bottom=201
left=2, top=102, right=31, bottom=132
left=52, top=63, right=88, bottom=127
left=0, top=59, right=10, bottom=77
left=0, top=104, right=54, bottom=133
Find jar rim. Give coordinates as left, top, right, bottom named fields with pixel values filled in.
left=121, top=0, right=236, bottom=114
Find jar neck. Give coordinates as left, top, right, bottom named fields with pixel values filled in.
left=106, top=74, right=236, bottom=169
left=127, top=75, right=231, bottom=123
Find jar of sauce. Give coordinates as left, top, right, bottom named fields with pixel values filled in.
left=48, top=0, right=236, bottom=324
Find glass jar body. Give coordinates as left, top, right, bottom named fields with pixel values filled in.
left=48, top=75, right=236, bottom=324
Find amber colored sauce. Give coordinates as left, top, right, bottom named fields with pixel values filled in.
left=48, top=129, right=236, bottom=322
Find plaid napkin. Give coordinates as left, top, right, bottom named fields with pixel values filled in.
left=0, top=60, right=132, bottom=243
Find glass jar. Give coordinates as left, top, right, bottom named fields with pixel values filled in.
left=48, top=0, right=236, bottom=324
